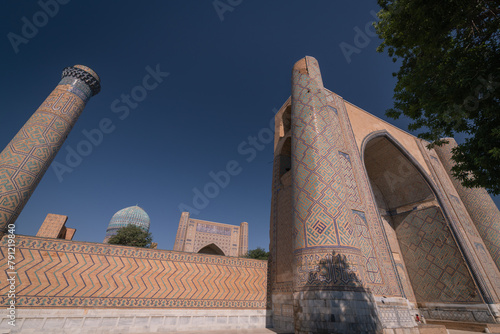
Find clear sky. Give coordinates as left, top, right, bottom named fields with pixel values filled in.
left=1, top=1, right=498, bottom=251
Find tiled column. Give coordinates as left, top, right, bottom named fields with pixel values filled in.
left=238, top=222, right=248, bottom=256
left=434, top=138, right=500, bottom=273
left=173, top=212, right=190, bottom=251
left=291, top=57, right=380, bottom=333
left=0, top=65, right=100, bottom=235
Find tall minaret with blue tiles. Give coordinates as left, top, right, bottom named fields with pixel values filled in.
left=290, top=57, right=380, bottom=333
left=0, top=65, right=100, bottom=235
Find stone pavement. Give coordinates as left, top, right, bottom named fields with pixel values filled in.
left=134, top=330, right=481, bottom=334
left=133, top=329, right=290, bottom=334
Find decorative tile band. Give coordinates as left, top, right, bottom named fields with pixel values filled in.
left=0, top=236, right=267, bottom=309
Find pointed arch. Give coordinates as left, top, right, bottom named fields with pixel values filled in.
left=197, top=243, right=225, bottom=256
left=362, top=132, right=483, bottom=308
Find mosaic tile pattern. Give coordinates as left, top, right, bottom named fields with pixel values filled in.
left=0, top=236, right=267, bottom=308
left=0, top=66, right=100, bottom=233
left=196, top=223, right=231, bottom=235
left=420, top=141, right=500, bottom=302
left=173, top=212, right=190, bottom=251
left=396, top=207, right=481, bottom=303
left=330, top=92, right=401, bottom=297
left=173, top=213, right=247, bottom=257
left=270, top=61, right=398, bottom=299
left=104, top=206, right=150, bottom=243
left=434, top=139, right=500, bottom=272
left=238, top=222, right=248, bottom=257
left=352, top=210, right=382, bottom=284
left=338, top=152, right=362, bottom=204
left=291, top=57, right=364, bottom=291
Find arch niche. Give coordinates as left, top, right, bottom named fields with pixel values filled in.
left=362, top=134, right=482, bottom=314
left=198, top=243, right=225, bottom=256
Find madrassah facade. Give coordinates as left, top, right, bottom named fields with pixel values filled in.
left=0, top=59, right=499, bottom=333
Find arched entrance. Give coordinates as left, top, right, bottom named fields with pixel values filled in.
left=363, top=135, right=482, bottom=316
left=198, top=243, right=225, bottom=256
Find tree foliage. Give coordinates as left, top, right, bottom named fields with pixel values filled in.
left=375, top=0, right=500, bottom=194
left=107, top=224, right=153, bottom=248
left=245, top=247, right=270, bottom=260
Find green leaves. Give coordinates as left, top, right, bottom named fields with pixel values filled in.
left=107, top=224, right=153, bottom=248
left=244, top=247, right=269, bottom=260
left=376, top=0, right=500, bottom=194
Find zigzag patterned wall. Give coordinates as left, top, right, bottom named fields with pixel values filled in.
left=0, top=236, right=267, bottom=308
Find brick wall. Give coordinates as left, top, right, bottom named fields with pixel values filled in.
left=0, top=235, right=267, bottom=309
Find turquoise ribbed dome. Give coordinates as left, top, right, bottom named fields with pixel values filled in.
left=104, top=206, right=150, bottom=242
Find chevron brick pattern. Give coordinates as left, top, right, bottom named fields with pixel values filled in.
left=0, top=83, right=87, bottom=231
left=0, top=236, right=267, bottom=308
left=396, top=207, right=481, bottom=303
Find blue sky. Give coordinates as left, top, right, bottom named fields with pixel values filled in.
left=1, top=1, right=498, bottom=251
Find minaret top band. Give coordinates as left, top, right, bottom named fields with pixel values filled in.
left=61, top=65, right=101, bottom=96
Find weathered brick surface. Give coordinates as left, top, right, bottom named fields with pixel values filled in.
left=36, top=213, right=69, bottom=239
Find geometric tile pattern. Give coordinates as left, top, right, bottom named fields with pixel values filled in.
left=291, top=62, right=356, bottom=250
left=434, top=139, right=500, bottom=273
left=173, top=212, right=190, bottom=251
left=423, top=142, right=500, bottom=302
left=173, top=213, right=247, bottom=257
left=196, top=223, right=231, bottom=235
left=0, top=235, right=267, bottom=308
left=330, top=92, right=401, bottom=297
left=193, top=230, right=232, bottom=256
left=396, top=207, right=481, bottom=303
left=352, top=210, right=382, bottom=284
left=104, top=206, right=150, bottom=243
left=291, top=57, right=363, bottom=290
left=191, top=219, right=238, bottom=255
left=0, top=66, right=100, bottom=233
left=238, top=222, right=248, bottom=258
left=338, top=152, right=361, bottom=204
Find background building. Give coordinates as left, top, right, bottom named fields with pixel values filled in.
left=103, top=205, right=150, bottom=243
left=36, top=213, right=76, bottom=240
left=173, top=212, right=248, bottom=257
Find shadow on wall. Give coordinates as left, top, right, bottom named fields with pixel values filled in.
left=282, top=249, right=383, bottom=333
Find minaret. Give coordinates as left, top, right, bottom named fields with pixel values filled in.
left=0, top=65, right=101, bottom=235
left=238, top=221, right=248, bottom=256
left=290, top=57, right=379, bottom=333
